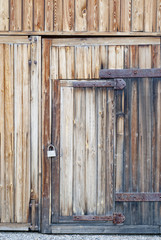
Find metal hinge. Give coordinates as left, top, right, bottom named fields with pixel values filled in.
left=73, top=213, right=125, bottom=224
left=29, top=192, right=39, bottom=231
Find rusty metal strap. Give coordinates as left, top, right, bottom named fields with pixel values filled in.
left=99, top=68, right=161, bottom=79
left=73, top=213, right=125, bottom=224
left=115, top=193, right=161, bottom=202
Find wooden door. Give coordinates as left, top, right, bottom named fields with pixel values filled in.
left=42, top=37, right=161, bottom=234
left=0, top=37, right=41, bottom=231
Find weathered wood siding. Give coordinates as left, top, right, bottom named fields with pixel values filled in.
left=0, top=0, right=161, bottom=34
left=0, top=37, right=41, bottom=225
left=43, top=37, right=161, bottom=227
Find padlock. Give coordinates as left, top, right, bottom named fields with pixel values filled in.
left=47, top=144, right=56, bottom=158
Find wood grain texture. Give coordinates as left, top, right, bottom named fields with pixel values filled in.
left=45, top=0, right=53, bottom=31
left=63, top=0, right=74, bottom=31
left=60, top=87, right=73, bottom=216
left=144, top=0, right=157, bottom=32
left=10, top=0, right=22, bottom=31
left=73, top=89, right=86, bottom=215
left=75, top=0, right=87, bottom=31
left=23, top=0, right=33, bottom=31
left=88, top=0, right=99, bottom=31
left=132, top=0, right=144, bottom=31
left=0, top=0, right=9, bottom=31
left=99, top=0, right=109, bottom=31
left=34, top=0, right=44, bottom=31
left=53, top=0, right=63, bottom=31
left=109, top=0, right=120, bottom=31
left=121, top=0, right=131, bottom=32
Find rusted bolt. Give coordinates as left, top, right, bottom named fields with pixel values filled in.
left=108, top=72, right=111, bottom=75
left=28, top=60, right=32, bottom=65
left=34, top=60, right=37, bottom=64
left=28, top=37, right=32, bottom=41
left=134, top=70, right=137, bottom=74
left=34, top=37, right=37, bottom=43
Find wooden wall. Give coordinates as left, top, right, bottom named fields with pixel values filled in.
left=0, top=0, right=161, bottom=34
left=0, top=37, right=41, bottom=225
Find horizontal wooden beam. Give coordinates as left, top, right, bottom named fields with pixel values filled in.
left=100, top=68, right=161, bottom=79
left=60, top=79, right=126, bottom=90
left=115, top=193, right=161, bottom=202
left=0, top=31, right=161, bottom=37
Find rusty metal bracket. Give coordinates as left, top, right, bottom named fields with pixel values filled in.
left=115, top=193, right=161, bottom=202
left=99, top=68, right=161, bottom=79
left=73, top=213, right=125, bottom=224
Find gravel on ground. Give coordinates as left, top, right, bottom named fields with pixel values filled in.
left=0, top=233, right=161, bottom=240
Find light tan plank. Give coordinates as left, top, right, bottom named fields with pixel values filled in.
left=63, top=0, right=74, bottom=31
left=145, top=0, right=157, bottom=32
left=22, top=44, right=31, bottom=222
left=99, top=0, right=109, bottom=31
left=23, top=0, right=33, bottom=31
left=60, top=87, right=73, bottom=216
left=109, top=0, right=120, bottom=31
left=0, top=36, right=30, bottom=44
left=0, top=0, right=9, bottom=31
left=91, top=46, right=100, bottom=78
left=14, top=44, right=23, bottom=222
left=0, top=44, right=5, bottom=222
left=51, top=37, right=160, bottom=46
left=65, top=47, right=75, bottom=79
left=121, top=0, right=131, bottom=32
left=75, top=46, right=92, bottom=79
left=10, top=0, right=22, bottom=31
left=157, top=0, right=161, bottom=32
left=88, top=0, right=99, bottom=31
left=97, top=89, right=107, bottom=215
left=58, top=47, right=66, bottom=79
left=75, top=0, right=87, bottom=31
left=34, top=0, right=44, bottom=31
left=4, top=44, right=14, bottom=223
left=86, top=88, right=97, bottom=214
left=54, top=0, right=63, bottom=31
left=45, top=0, right=54, bottom=31
left=51, top=47, right=59, bottom=80
left=73, top=89, right=86, bottom=215
left=132, top=0, right=144, bottom=31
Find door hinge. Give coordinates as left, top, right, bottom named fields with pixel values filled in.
left=73, top=213, right=125, bottom=224
left=29, top=192, right=39, bottom=231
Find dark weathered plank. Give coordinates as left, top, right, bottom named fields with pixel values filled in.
left=41, top=39, right=52, bottom=233
left=51, top=80, right=60, bottom=223
left=100, top=68, right=161, bottom=79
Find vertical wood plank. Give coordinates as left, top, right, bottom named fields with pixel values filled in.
left=121, top=0, right=131, bottom=32
left=5, top=44, right=14, bottom=223
left=63, top=0, right=74, bottom=31
left=139, top=45, right=152, bottom=225
left=10, top=0, right=22, bottom=31
left=97, top=89, right=106, bottom=215
left=99, top=0, right=109, bottom=31
left=60, top=87, right=73, bottom=216
left=42, top=39, right=51, bottom=233
left=23, top=0, right=33, bottom=31
left=54, top=0, right=63, bottom=31
left=91, top=46, right=100, bottom=79
left=85, top=88, right=97, bottom=214
left=34, top=0, right=44, bottom=31
left=157, top=0, right=161, bottom=32
left=58, top=47, right=66, bottom=79
left=0, top=0, right=9, bottom=31
left=14, top=44, right=23, bottom=222
left=144, top=0, right=157, bottom=32
left=75, top=46, right=92, bottom=79
left=132, top=0, right=144, bottom=31
left=22, top=44, right=31, bottom=222
left=73, top=89, right=86, bottom=215
left=45, top=0, right=54, bottom=31
left=75, top=0, right=87, bottom=31
left=109, top=0, right=121, bottom=31
left=0, top=44, right=5, bottom=222
left=65, top=47, right=75, bottom=79
left=87, top=0, right=99, bottom=31
left=30, top=37, right=41, bottom=205
left=51, top=80, right=60, bottom=223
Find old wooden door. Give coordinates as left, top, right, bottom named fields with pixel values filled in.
left=42, top=37, right=161, bottom=234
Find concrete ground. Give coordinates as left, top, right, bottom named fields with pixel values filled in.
left=0, top=233, right=161, bottom=240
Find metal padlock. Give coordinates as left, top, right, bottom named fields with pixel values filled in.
left=47, top=144, right=56, bottom=158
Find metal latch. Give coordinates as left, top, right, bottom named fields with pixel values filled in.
left=47, top=144, right=56, bottom=158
